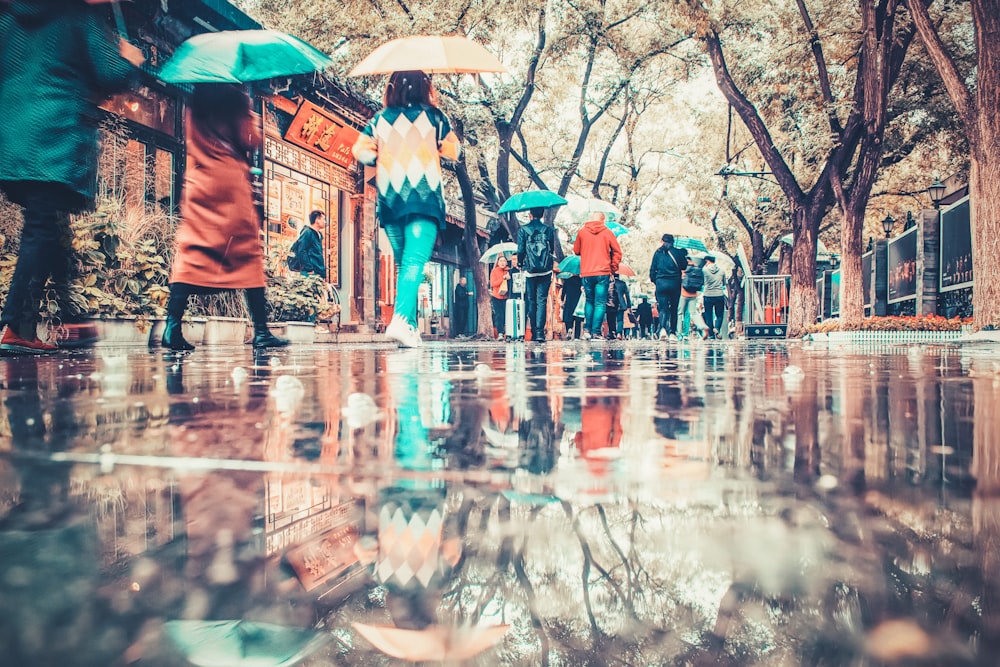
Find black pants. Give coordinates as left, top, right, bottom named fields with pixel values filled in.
left=167, top=283, right=269, bottom=328
left=452, top=307, right=468, bottom=336
left=490, top=296, right=506, bottom=336
left=655, top=278, right=682, bottom=334
left=524, top=274, right=551, bottom=340
left=704, top=296, right=726, bottom=336
left=1, top=182, right=77, bottom=337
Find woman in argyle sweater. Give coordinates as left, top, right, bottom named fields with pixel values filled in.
left=352, top=70, right=460, bottom=348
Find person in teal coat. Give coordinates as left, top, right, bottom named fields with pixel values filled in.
left=0, top=0, right=142, bottom=354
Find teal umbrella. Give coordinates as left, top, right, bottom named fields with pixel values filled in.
left=159, top=30, right=334, bottom=84
left=674, top=236, right=708, bottom=252
left=605, top=220, right=631, bottom=237
left=164, top=620, right=329, bottom=666
left=558, top=255, right=581, bottom=275
left=497, top=190, right=568, bottom=214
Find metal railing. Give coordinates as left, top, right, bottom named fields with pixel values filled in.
left=743, top=275, right=790, bottom=325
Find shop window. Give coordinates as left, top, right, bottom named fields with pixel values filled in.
left=97, top=123, right=177, bottom=214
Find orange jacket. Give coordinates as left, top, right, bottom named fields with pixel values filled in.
left=572, top=220, right=622, bottom=277
left=490, top=265, right=510, bottom=299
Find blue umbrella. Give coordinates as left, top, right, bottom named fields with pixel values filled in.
left=674, top=237, right=708, bottom=252
left=497, top=190, right=568, bottom=214
left=558, top=255, right=581, bottom=275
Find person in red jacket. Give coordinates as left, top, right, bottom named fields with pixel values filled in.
left=572, top=212, right=622, bottom=340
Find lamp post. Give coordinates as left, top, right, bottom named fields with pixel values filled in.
left=882, top=214, right=895, bottom=239
left=928, top=179, right=946, bottom=209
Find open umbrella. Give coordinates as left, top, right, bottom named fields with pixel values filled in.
left=556, top=195, right=623, bottom=229
left=605, top=220, right=631, bottom=237
left=660, top=219, right=710, bottom=238
left=689, top=250, right=736, bottom=272
left=164, top=620, right=329, bottom=666
left=497, top=190, right=567, bottom=214
left=353, top=623, right=510, bottom=662
left=617, top=263, right=637, bottom=278
left=348, top=36, right=507, bottom=76
left=674, top=237, right=709, bottom=253
left=558, top=255, right=581, bottom=275
left=159, top=30, right=334, bottom=84
left=480, top=242, right=517, bottom=264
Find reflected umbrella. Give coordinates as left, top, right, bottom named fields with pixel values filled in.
left=352, top=622, right=509, bottom=662
left=164, top=620, right=329, bottom=666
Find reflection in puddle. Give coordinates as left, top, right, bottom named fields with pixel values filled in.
left=0, top=342, right=997, bottom=665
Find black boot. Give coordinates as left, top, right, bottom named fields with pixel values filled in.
left=252, top=325, right=289, bottom=349
left=161, top=317, right=194, bottom=351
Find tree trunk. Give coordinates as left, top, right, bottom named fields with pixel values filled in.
left=787, top=211, right=819, bottom=336
left=839, top=207, right=865, bottom=325
left=455, top=162, right=492, bottom=337
left=971, top=65, right=1000, bottom=328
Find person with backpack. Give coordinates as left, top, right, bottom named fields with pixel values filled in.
left=649, top=234, right=688, bottom=341
left=287, top=210, right=327, bottom=278
left=517, top=207, right=556, bottom=342
left=677, top=255, right=709, bottom=341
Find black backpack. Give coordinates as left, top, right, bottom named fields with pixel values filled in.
left=682, top=265, right=705, bottom=292
left=523, top=223, right=553, bottom=274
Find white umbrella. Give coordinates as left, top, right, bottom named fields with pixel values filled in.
left=480, top=242, right=517, bottom=264
left=555, top=195, right=623, bottom=229
left=689, top=250, right=736, bottom=272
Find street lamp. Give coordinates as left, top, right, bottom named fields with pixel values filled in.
left=881, top=214, right=896, bottom=238
left=928, top=179, right=946, bottom=209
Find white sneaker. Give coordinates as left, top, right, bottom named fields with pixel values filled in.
left=581, top=331, right=592, bottom=341
left=658, top=329, right=668, bottom=341
left=669, top=333, right=678, bottom=342
left=385, top=314, right=423, bottom=348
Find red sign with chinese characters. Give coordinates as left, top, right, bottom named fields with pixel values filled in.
left=284, top=100, right=359, bottom=169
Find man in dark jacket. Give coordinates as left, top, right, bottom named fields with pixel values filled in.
left=636, top=296, right=654, bottom=338
left=0, top=0, right=142, bottom=353
left=648, top=233, right=688, bottom=340
left=517, top=207, right=556, bottom=342
left=289, top=210, right=327, bottom=279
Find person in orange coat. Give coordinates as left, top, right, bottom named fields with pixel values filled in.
left=489, top=256, right=510, bottom=340
left=572, top=211, right=622, bottom=340
left=163, top=84, right=288, bottom=351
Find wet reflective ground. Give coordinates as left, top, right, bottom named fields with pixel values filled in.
left=2, top=339, right=1000, bottom=666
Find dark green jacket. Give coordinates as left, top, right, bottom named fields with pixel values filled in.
left=0, top=0, right=136, bottom=207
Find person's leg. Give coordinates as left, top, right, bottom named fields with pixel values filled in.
left=533, top=274, right=551, bottom=340
left=491, top=297, right=505, bottom=338
left=1, top=185, right=69, bottom=347
left=245, top=286, right=289, bottom=348
left=605, top=307, right=617, bottom=338
left=582, top=277, right=596, bottom=337
left=666, top=281, right=682, bottom=335
left=393, top=218, right=437, bottom=328
left=162, top=283, right=194, bottom=350
left=588, top=276, right=609, bottom=337
left=524, top=275, right=538, bottom=339
left=654, top=282, right=670, bottom=336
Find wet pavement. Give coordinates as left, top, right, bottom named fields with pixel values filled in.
left=1, top=339, right=1000, bottom=666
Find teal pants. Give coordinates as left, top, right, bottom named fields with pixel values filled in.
left=383, top=217, right=438, bottom=327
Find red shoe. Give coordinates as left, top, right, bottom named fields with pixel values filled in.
left=0, top=325, right=58, bottom=355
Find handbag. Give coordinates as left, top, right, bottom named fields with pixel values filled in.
left=605, top=276, right=618, bottom=308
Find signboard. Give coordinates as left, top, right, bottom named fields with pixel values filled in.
left=862, top=252, right=873, bottom=308
left=829, top=269, right=841, bottom=316
left=887, top=226, right=918, bottom=304
left=284, top=100, right=359, bottom=168
left=939, top=196, right=973, bottom=292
